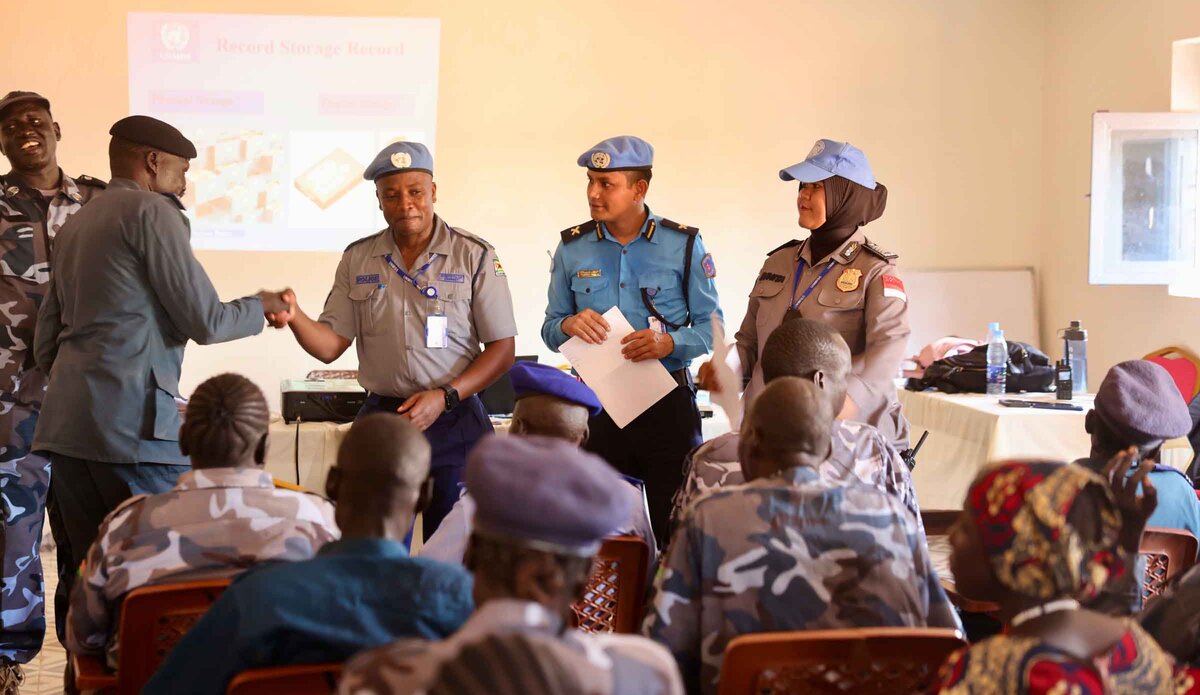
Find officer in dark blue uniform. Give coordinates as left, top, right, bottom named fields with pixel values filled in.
left=542, top=135, right=721, bottom=546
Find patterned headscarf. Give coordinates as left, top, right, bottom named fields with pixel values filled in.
left=968, top=460, right=1125, bottom=601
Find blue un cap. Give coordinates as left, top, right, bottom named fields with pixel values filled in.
left=466, top=435, right=632, bottom=556
left=577, top=135, right=653, bottom=171
left=510, top=362, right=603, bottom=417
left=363, top=141, right=434, bottom=181
left=779, top=139, right=876, bottom=190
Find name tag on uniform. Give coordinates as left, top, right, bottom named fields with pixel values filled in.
left=426, top=314, right=448, bottom=348
left=577, top=269, right=603, bottom=278
left=355, top=274, right=381, bottom=285
left=437, top=272, right=465, bottom=284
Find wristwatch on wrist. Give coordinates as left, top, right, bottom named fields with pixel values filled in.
left=440, top=384, right=461, bottom=411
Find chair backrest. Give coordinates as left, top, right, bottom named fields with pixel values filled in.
left=718, top=628, right=967, bottom=695
left=114, top=579, right=231, bottom=693
left=1140, top=527, right=1200, bottom=600
left=572, top=535, right=651, bottom=634
left=226, top=664, right=343, bottom=695
left=1145, top=347, right=1200, bottom=401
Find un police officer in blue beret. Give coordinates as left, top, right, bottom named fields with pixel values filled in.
left=279, top=142, right=517, bottom=540
left=542, top=135, right=722, bottom=547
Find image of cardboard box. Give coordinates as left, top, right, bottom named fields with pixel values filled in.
left=294, top=149, right=362, bottom=210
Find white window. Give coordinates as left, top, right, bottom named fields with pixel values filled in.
left=1089, top=112, right=1200, bottom=286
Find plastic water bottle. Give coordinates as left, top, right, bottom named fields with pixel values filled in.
left=986, top=322, right=1007, bottom=396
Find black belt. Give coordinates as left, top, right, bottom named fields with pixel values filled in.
left=367, top=392, right=475, bottom=411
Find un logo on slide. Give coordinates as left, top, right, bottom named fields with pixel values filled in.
left=160, top=22, right=191, bottom=52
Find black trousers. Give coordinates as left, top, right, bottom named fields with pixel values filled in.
left=584, top=380, right=701, bottom=548
left=47, top=455, right=187, bottom=645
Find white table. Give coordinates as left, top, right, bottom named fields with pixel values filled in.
left=263, top=418, right=351, bottom=490
left=899, top=390, right=1194, bottom=510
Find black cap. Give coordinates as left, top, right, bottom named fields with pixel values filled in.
left=108, top=115, right=197, bottom=159
left=0, top=91, right=51, bottom=118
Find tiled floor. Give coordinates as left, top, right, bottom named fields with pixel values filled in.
left=24, top=527, right=66, bottom=694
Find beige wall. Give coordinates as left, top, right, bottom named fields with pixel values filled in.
left=3, top=0, right=1049, bottom=408
left=1042, top=0, right=1200, bottom=388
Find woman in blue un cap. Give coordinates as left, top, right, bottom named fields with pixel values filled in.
left=700, top=139, right=912, bottom=452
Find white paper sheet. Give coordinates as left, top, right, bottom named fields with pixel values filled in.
left=708, top=313, right=743, bottom=431
left=560, top=307, right=677, bottom=428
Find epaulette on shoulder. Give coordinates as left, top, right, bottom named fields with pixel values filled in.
left=863, top=239, right=899, bottom=261
left=450, top=225, right=493, bottom=252
left=658, top=218, right=698, bottom=236
left=767, top=239, right=802, bottom=257
left=75, top=174, right=107, bottom=189
left=560, top=220, right=597, bottom=244
left=344, top=231, right=380, bottom=253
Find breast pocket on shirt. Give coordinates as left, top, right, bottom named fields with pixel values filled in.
left=638, top=270, right=684, bottom=322
left=750, top=278, right=787, bottom=338
left=816, top=282, right=866, bottom=352
left=348, top=282, right=391, bottom=337
left=430, top=275, right=471, bottom=339
left=0, top=223, right=39, bottom=283
left=570, top=275, right=610, bottom=312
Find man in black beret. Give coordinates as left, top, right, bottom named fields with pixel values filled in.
left=0, top=90, right=105, bottom=688
left=30, top=114, right=292, bottom=644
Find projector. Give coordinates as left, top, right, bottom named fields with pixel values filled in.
left=281, top=378, right=367, bottom=423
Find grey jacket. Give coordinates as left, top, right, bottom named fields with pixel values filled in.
left=33, top=178, right=264, bottom=465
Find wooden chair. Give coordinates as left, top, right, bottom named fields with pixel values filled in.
left=718, top=627, right=966, bottom=695
left=571, top=535, right=650, bottom=634
left=1145, top=346, right=1200, bottom=401
left=1140, top=527, right=1200, bottom=600
left=226, top=664, right=342, bottom=695
left=73, top=579, right=231, bottom=694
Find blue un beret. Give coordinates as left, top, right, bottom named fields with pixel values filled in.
left=466, top=435, right=632, bottom=556
left=779, top=139, right=877, bottom=190
left=363, top=141, right=434, bottom=181
left=577, top=135, right=653, bottom=171
left=510, top=362, right=603, bottom=417
left=1093, top=360, right=1193, bottom=444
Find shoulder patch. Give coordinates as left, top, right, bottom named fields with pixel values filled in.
left=863, top=239, right=899, bottom=261
left=767, top=239, right=803, bottom=257
left=344, top=231, right=380, bottom=253
left=560, top=220, right=598, bottom=244
left=75, top=174, right=107, bottom=189
left=658, top=218, right=698, bottom=236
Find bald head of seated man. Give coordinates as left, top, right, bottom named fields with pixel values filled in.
left=670, top=317, right=920, bottom=535
left=420, top=362, right=657, bottom=563
left=66, top=374, right=339, bottom=666
left=145, top=413, right=475, bottom=695
left=646, top=377, right=958, bottom=695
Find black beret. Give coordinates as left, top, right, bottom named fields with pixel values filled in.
left=0, top=91, right=51, bottom=118
left=108, top=115, right=197, bottom=159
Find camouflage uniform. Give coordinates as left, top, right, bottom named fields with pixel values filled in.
left=645, top=466, right=961, bottom=695
left=0, top=171, right=103, bottom=662
left=338, top=599, right=684, bottom=695
left=669, top=419, right=922, bottom=535
left=65, top=467, right=338, bottom=667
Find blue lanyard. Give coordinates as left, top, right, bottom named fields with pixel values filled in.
left=385, top=254, right=438, bottom=299
left=790, top=259, right=836, bottom=310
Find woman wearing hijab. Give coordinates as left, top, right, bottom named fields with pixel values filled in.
left=701, top=139, right=910, bottom=450
left=936, top=454, right=1200, bottom=693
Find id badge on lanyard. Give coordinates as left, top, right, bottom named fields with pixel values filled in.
left=426, top=299, right=447, bottom=349
left=786, top=259, right=836, bottom=324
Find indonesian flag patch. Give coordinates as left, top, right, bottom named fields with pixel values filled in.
left=881, top=275, right=907, bottom=302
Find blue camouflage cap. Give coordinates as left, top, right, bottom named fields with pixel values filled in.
left=1093, top=360, right=1193, bottom=444
left=466, top=435, right=632, bottom=556
left=779, top=139, right=877, bottom=190
left=510, top=362, right=603, bottom=417
left=577, top=135, right=653, bottom=171
left=363, top=141, right=433, bottom=181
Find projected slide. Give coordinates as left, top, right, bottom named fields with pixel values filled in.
left=127, top=13, right=440, bottom=251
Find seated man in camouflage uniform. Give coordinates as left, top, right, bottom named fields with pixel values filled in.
left=644, top=377, right=959, bottom=695
left=65, top=373, right=339, bottom=667
left=671, top=318, right=919, bottom=535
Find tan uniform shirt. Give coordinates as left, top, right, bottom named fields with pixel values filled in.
left=319, top=215, right=517, bottom=397
left=734, top=230, right=910, bottom=448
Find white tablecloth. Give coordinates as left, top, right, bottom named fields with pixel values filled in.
left=899, top=390, right=1194, bottom=510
